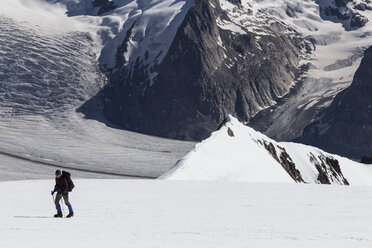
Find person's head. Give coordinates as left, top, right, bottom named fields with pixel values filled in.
left=55, top=170, right=62, bottom=178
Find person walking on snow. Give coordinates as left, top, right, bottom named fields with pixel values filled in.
left=51, top=170, right=74, bottom=218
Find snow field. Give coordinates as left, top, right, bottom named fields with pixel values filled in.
left=0, top=0, right=195, bottom=180
left=0, top=179, right=372, bottom=248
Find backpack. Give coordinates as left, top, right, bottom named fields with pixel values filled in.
left=62, top=170, right=75, bottom=192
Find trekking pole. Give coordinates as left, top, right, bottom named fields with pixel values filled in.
left=52, top=193, right=58, bottom=215
left=61, top=197, right=66, bottom=216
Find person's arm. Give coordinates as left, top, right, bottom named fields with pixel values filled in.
left=51, top=180, right=58, bottom=195
left=52, top=185, right=60, bottom=194
left=53, top=178, right=63, bottom=194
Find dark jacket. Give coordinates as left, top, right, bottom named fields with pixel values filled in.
left=54, top=176, right=68, bottom=194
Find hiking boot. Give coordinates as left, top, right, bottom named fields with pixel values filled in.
left=66, top=212, right=74, bottom=218
left=54, top=211, right=63, bottom=218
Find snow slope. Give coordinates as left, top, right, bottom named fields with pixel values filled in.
left=45, top=0, right=195, bottom=80
left=0, top=113, right=194, bottom=180
left=0, top=0, right=194, bottom=180
left=0, top=152, right=129, bottom=181
left=162, top=116, right=372, bottom=185
left=1, top=179, right=372, bottom=248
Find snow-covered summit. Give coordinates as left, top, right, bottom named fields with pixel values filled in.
left=162, top=115, right=372, bottom=185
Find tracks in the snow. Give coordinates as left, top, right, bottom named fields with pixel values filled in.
left=0, top=148, right=157, bottom=179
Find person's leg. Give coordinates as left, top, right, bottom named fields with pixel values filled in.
left=54, top=194, right=63, bottom=217
left=63, top=194, right=74, bottom=217
left=55, top=194, right=62, bottom=212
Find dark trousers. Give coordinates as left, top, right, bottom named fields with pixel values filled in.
left=55, top=193, right=70, bottom=206
left=55, top=193, right=73, bottom=213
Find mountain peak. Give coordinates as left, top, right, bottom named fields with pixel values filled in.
left=162, top=115, right=372, bottom=185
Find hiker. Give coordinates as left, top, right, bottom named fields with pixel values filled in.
left=51, top=170, right=74, bottom=218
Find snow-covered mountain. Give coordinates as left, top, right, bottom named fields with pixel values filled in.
left=1, top=0, right=372, bottom=177
left=0, top=0, right=194, bottom=180
left=300, top=45, right=372, bottom=158
left=162, top=116, right=372, bottom=185
left=40, top=0, right=372, bottom=144
left=100, top=0, right=311, bottom=140
left=248, top=0, right=372, bottom=142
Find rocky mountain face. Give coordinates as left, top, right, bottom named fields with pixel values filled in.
left=300, top=46, right=372, bottom=158
left=244, top=0, right=372, bottom=146
left=45, top=0, right=372, bottom=156
left=92, top=0, right=116, bottom=15
left=319, top=0, right=371, bottom=29
left=102, top=0, right=311, bottom=140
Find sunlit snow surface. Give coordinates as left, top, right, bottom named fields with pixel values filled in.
left=163, top=116, right=372, bottom=185
left=1, top=179, right=372, bottom=248
left=0, top=1, right=194, bottom=181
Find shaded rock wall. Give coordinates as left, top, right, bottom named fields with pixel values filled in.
left=102, top=0, right=308, bottom=140
left=300, top=46, right=372, bottom=158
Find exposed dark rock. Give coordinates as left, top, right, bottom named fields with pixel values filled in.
left=263, top=141, right=304, bottom=183
left=309, top=153, right=349, bottom=185
left=279, top=148, right=305, bottom=183
left=264, top=142, right=279, bottom=161
left=217, top=117, right=229, bottom=131
left=314, top=164, right=331, bottom=184
left=351, top=13, right=369, bottom=27
left=335, top=0, right=353, bottom=7
left=286, top=6, right=296, bottom=18
left=227, top=0, right=241, bottom=5
left=227, top=128, right=235, bottom=137
left=102, top=0, right=308, bottom=140
left=354, top=2, right=372, bottom=11
left=336, top=0, right=352, bottom=7
left=317, top=0, right=369, bottom=29
left=361, top=156, right=372, bottom=164
left=326, top=157, right=342, bottom=175
left=92, top=0, right=116, bottom=15
left=323, top=7, right=350, bottom=20
left=114, top=21, right=136, bottom=67
left=300, top=46, right=372, bottom=158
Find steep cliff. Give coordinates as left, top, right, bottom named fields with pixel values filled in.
left=300, top=46, right=372, bottom=158
left=103, top=0, right=310, bottom=140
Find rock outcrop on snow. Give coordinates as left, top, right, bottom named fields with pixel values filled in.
left=161, top=116, right=372, bottom=185
left=300, top=46, right=372, bottom=158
